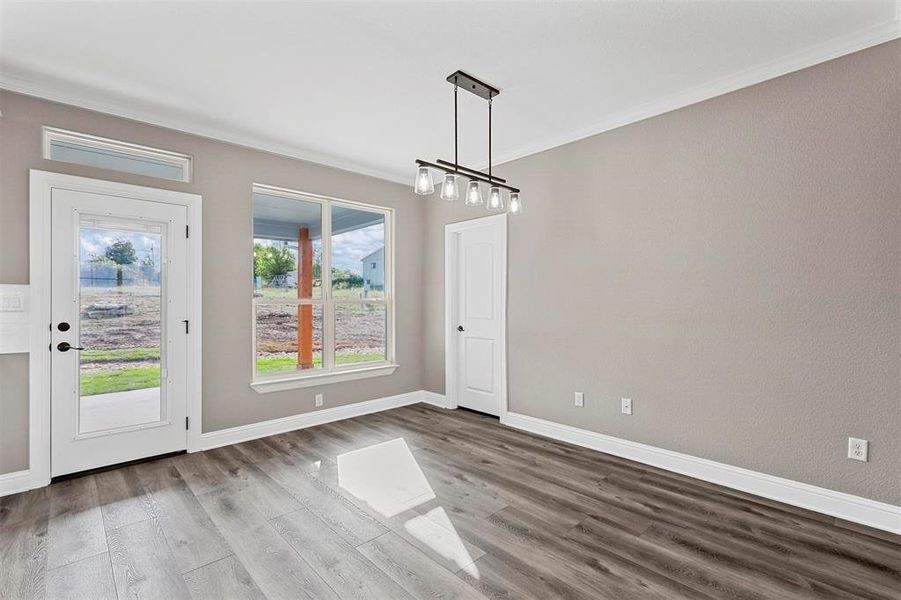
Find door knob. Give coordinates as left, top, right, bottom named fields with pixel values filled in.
left=57, top=342, right=85, bottom=352
left=457, top=325, right=464, bottom=332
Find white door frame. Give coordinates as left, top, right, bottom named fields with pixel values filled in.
left=28, top=170, right=203, bottom=489
left=444, top=213, right=507, bottom=420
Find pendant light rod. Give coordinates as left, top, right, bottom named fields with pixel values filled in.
left=416, top=159, right=520, bottom=193
left=435, top=159, right=507, bottom=183
left=488, top=97, right=492, bottom=181
left=454, top=84, right=458, bottom=169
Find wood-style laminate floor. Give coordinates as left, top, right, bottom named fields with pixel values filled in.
left=2, top=404, right=899, bottom=599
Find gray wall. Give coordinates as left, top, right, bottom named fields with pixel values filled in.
left=0, top=354, right=29, bottom=473
left=2, top=41, right=898, bottom=505
left=424, top=40, right=901, bottom=504
left=0, top=90, right=425, bottom=474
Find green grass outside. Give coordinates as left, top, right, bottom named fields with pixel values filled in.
left=80, top=348, right=162, bottom=396
left=255, top=286, right=384, bottom=300
left=78, top=349, right=385, bottom=395
left=81, top=348, right=161, bottom=363
left=256, top=352, right=385, bottom=375
left=80, top=367, right=161, bottom=397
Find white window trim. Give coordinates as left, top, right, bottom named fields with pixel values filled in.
left=43, top=127, right=193, bottom=183
left=249, top=183, right=397, bottom=394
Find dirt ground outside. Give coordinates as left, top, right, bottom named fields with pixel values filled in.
left=77, top=287, right=386, bottom=387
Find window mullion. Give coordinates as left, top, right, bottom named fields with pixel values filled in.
left=322, top=202, right=335, bottom=371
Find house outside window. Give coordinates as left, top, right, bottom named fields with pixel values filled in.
left=250, top=184, right=396, bottom=392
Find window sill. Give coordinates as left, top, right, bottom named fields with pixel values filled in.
left=250, top=363, right=399, bottom=394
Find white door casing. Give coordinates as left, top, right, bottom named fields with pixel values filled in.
left=445, top=214, right=507, bottom=417
left=29, top=170, right=202, bottom=488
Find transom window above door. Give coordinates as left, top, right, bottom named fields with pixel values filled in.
left=250, top=184, right=396, bottom=392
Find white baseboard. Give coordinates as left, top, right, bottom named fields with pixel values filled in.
left=0, top=469, right=36, bottom=497
left=503, top=411, right=901, bottom=535
left=420, top=391, right=450, bottom=409
left=6, top=391, right=897, bottom=535
left=199, top=390, right=423, bottom=451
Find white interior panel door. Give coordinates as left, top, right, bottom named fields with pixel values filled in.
left=452, top=216, right=506, bottom=416
left=50, top=187, right=187, bottom=476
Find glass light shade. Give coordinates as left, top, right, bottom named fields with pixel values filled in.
left=465, top=180, right=483, bottom=206
left=487, top=186, right=504, bottom=210
left=439, top=174, right=459, bottom=201
left=508, top=192, right=523, bottom=215
left=413, top=166, right=434, bottom=195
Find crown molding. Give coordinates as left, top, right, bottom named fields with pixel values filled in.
left=0, top=70, right=410, bottom=185
left=486, top=18, right=901, bottom=170
left=2, top=18, right=898, bottom=182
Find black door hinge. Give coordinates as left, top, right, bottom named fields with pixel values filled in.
left=186, top=225, right=190, bottom=238
left=183, top=320, right=189, bottom=334
left=186, top=417, right=189, bottom=430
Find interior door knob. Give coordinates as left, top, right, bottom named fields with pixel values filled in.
left=457, top=325, right=464, bottom=332
left=57, top=342, right=85, bottom=352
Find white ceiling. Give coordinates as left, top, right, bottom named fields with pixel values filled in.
left=1, top=1, right=898, bottom=184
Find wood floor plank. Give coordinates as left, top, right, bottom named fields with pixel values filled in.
left=195, top=487, right=339, bottom=600
left=107, top=518, right=192, bottom=600
left=569, top=515, right=814, bottom=600
left=182, top=555, right=266, bottom=600
left=384, top=506, right=487, bottom=575
left=3, top=404, right=898, bottom=600
left=263, top=429, right=337, bottom=469
left=95, top=465, right=155, bottom=531
left=202, top=445, right=303, bottom=519
left=47, top=476, right=107, bottom=570
left=169, top=451, right=230, bottom=497
left=486, top=505, right=707, bottom=600
left=0, top=488, right=50, bottom=600
left=44, top=551, right=117, bottom=600
left=272, top=508, right=416, bottom=600
left=358, top=531, right=487, bottom=600
left=438, top=499, right=697, bottom=600
left=305, top=462, right=490, bottom=573
left=246, top=444, right=388, bottom=546
left=138, top=462, right=232, bottom=573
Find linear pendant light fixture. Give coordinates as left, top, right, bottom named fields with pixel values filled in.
left=414, top=70, right=522, bottom=215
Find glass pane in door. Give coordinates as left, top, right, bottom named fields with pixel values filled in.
left=78, top=218, right=165, bottom=433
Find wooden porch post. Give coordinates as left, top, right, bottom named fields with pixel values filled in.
left=297, top=227, right=314, bottom=369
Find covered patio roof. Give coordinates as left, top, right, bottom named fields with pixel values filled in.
left=253, top=191, right=383, bottom=241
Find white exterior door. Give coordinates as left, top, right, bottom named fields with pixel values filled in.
left=50, top=186, right=188, bottom=476
left=448, top=215, right=506, bottom=416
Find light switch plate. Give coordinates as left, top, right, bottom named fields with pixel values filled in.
left=621, top=398, right=633, bottom=415
left=0, top=285, right=30, bottom=354
left=0, top=286, right=27, bottom=312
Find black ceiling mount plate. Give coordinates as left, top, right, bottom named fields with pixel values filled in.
left=447, top=70, right=500, bottom=100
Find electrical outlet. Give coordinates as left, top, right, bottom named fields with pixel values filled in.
left=621, top=398, right=632, bottom=415
left=574, top=392, right=584, bottom=407
left=314, top=393, right=324, bottom=408
left=847, top=437, right=868, bottom=462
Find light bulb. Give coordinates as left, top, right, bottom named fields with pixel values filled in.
left=439, top=174, right=459, bottom=201
left=508, top=192, right=523, bottom=215
left=487, top=186, right=504, bottom=210
left=465, top=180, right=483, bottom=206
left=413, top=166, right=434, bottom=195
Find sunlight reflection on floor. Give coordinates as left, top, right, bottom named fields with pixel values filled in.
left=337, top=438, right=435, bottom=517
left=337, top=438, right=480, bottom=578
left=404, top=507, right=480, bottom=577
